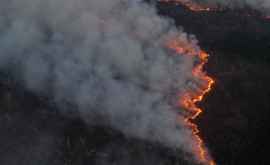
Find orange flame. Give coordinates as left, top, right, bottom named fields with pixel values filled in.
left=166, top=39, right=215, bottom=165
left=159, top=0, right=215, bottom=12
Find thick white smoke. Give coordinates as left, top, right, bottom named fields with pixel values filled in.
left=0, top=0, right=203, bottom=159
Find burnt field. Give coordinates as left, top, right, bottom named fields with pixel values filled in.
left=157, top=2, right=270, bottom=165
left=1, top=2, right=270, bottom=165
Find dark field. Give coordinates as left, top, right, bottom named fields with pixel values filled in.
left=1, top=2, right=270, bottom=165
left=157, top=2, right=270, bottom=165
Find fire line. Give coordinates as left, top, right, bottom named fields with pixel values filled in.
left=166, top=39, right=215, bottom=165
left=159, top=0, right=216, bottom=12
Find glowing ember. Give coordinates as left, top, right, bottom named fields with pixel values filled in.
left=166, top=39, right=215, bottom=165
left=159, top=0, right=215, bottom=12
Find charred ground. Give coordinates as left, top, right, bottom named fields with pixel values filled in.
left=1, top=2, right=270, bottom=165
left=157, top=2, right=270, bottom=165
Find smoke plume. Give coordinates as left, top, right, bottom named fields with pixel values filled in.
left=0, top=0, right=204, bottom=159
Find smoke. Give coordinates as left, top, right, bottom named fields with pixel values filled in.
left=0, top=0, right=203, bottom=159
